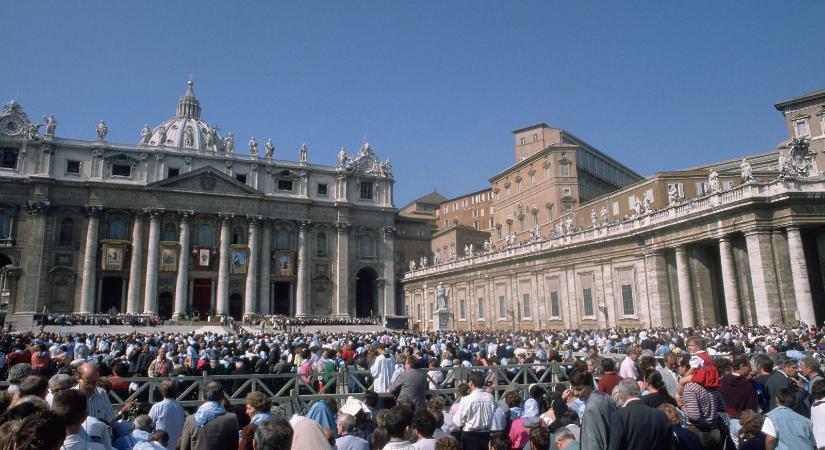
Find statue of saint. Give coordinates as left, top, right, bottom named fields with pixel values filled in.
left=224, top=132, right=235, bottom=154
left=708, top=169, right=720, bottom=193
left=96, top=120, right=108, bottom=141
left=157, top=125, right=168, bottom=146
left=299, top=144, right=308, bottom=163
left=419, top=256, right=428, bottom=268
left=140, top=123, right=151, bottom=144
left=381, top=157, right=392, bottom=176
left=249, top=137, right=258, bottom=157
left=436, top=282, right=449, bottom=310
left=668, top=184, right=679, bottom=206
left=265, top=138, right=275, bottom=159
left=44, top=114, right=57, bottom=137
left=184, top=127, right=195, bottom=147
left=206, top=126, right=218, bottom=150
left=409, top=260, right=416, bottom=271
left=337, top=147, right=348, bottom=168
left=740, top=159, right=753, bottom=183
left=600, top=206, right=609, bottom=224
left=591, top=210, right=598, bottom=227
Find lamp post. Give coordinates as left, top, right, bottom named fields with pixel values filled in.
left=598, top=301, right=608, bottom=327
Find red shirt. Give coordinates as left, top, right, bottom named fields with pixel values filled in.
left=691, top=352, right=720, bottom=389
left=30, top=351, right=50, bottom=370
left=598, top=372, right=622, bottom=394
left=7, top=350, right=31, bottom=366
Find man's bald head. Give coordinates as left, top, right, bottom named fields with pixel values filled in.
left=76, top=363, right=100, bottom=396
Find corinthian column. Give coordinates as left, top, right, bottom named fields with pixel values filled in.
left=215, top=213, right=233, bottom=316
left=126, top=211, right=145, bottom=314
left=382, top=226, right=396, bottom=318
left=79, top=206, right=101, bottom=313
left=244, top=216, right=260, bottom=316
left=674, top=245, right=695, bottom=327
left=787, top=226, right=815, bottom=325
left=295, top=220, right=310, bottom=317
left=173, top=211, right=192, bottom=318
left=335, top=222, right=351, bottom=316
left=718, top=236, right=741, bottom=325
left=143, top=210, right=162, bottom=315
left=258, top=219, right=272, bottom=315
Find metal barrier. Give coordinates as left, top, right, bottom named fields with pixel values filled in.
left=105, top=363, right=565, bottom=415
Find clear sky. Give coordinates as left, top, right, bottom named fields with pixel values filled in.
left=3, top=2, right=824, bottom=206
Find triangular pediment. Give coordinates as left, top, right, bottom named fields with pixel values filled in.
left=148, top=166, right=261, bottom=195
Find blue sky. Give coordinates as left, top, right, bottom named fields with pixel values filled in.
left=3, top=2, right=824, bottom=205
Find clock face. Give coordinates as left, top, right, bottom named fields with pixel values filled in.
left=0, top=116, right=26, bottom=136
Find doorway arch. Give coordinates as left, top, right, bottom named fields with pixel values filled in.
left=229, top=293, right=243, bottom=319
left=158, top=292, right=173, bottom=320
left=355, top=267, right=378, bottom=318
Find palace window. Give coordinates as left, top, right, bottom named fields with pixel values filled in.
left=460, top=299, right=465, bottom=320
left=795, top=120, right=810, bottom=138
left=57, top=218, right=74, bottom=245
left=163, top=222, right=177, bottom=241
left=520, top=137, right=526, bottom=145
left=277, top=179, right=293, bottom=191
left=317, top=183, right=328, bottom=196
left=196, top=223, right=214, bottom=246
left=621, top=284, right=635, bottom=315
left=275, top=229, right=290, bottom=250
left=498, top=295, right=506, bottom=319
left=522, top=293, right=531, bottom=318
left=112, top=164, right=131, bottom=177
left=0, top=148, right=19, bottom=169
left=533, top=133, right=539, bottom=142
left=550, top=291, right=560, bottom=317
left=582, top=288, right=594, bottom=316
left=478, top=297, right=485, bottom=319
left=108, top=218, right=127, bottom=240
left=66, top=160, right=81, bottom=175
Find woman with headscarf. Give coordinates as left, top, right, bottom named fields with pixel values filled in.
left=508, top=398, right=544, bottom=450
left=306, top=398, right=337, bottom=439
left=289, top=417, right=332, bottom=450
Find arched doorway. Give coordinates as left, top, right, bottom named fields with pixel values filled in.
left=100, top=277, right=123, bottom=313
left=355, top=268, right=378, bottom=318
left=229, top=293, right=243, bottom=319
left=158, top=292, right=173, bottom=320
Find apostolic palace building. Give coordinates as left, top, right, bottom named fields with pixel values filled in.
left=0, top=82, right=400, bottom=329
left=403, top=88, right=825, bottom=332
left=1, top=84, right=825, bottom=331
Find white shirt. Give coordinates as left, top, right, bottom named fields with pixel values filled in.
left=456, top=389, right=496, bottom=431
left=619, top=356, right=637, bottom=379
left=370, top=354, right=395, bottom=393
left=148, top=398, right=186, bottom=450
left=812, top=401, right=825, bottom=448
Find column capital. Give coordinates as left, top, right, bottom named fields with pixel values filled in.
left=131, top=209, right=147, bottom=220
left=218, top=212, right=235, bottom=224
left=260, top=217, right=274, bottom=227
left=177, top=210, right=194, bottom=223
left=335, top=221, right=352, bottom=233
left=297, top=219, right=311, bottom=231
left=84, top=205, right=103, bottom=217
left=786, top=225, right=802, bottom=233
left=25, top=200, right=50, bottom=216
left=246, top=215, right=262, bottom=226
left=382, top=226, right=397, bottom=239
left=142, top=208, right=164, bottom=220
left=742, top=227, right=773, bottom=237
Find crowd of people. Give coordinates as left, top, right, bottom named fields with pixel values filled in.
left=0, top=323, right=821, bottom=449
left=41, top=314, right=159, bottom=327
left=244, top=315, right=385, bottom=329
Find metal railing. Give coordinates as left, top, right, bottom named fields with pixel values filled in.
left=104, top=363, right=564, bottom=415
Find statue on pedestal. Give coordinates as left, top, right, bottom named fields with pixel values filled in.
left=436, top=282, right=449, bottom=310
left=409, top=260, right=416, bottom=271
left=299, top=143, right=308, bottom=164
left=740, top=159, right=753, bottom=183
left=96, top=120, right=108, bottom=141
left=708, top=169, right=720, bottom=193
left=224, top=132, right=235, bottom=154
left=44, top=114, right=57, bottom=137
left=249, top=137, right=258, bottom=157
left=600, top=206, right=609, bottom=224
left=140, top=123, right=151, bottom=144
left=265, top=138, right=274, bottom=159
left=668, top=184, right=679, bottom=206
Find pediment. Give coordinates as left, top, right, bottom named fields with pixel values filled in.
left=148, top=166, right=261, bottom=196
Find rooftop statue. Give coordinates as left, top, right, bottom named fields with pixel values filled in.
left=265, top=138, right=274, bottom=159
left=140, top=123, right=151, bottom=144
left=224, top=132, right=235, bottom=154
left=741, top=159, right=753, bottom=183
left=96, top=120, right=108, bottom=141
left=249, top=137, right=258, bottom=158
left=44, top=114, right=57, bottom=137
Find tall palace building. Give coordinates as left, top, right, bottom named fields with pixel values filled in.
left=0, top=82, right=401, bottom=329
left=403, top=88, right=825, bottom=331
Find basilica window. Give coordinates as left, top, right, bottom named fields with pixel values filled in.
left=162, top=223, right=177, bottom=242
left=167, top=167, right=180, bottom=178
left=196, top=224, right=214, bottom=246
left=477, top=297, right=485, bottom=320
left=112, top=164, right=131, bottom=177
left=550, top=291, right=560, bottom=318
left=65, top=160, right=81, bottom=175
left=459, top=299, right=465, bottom=320
left=277, top=179, right=293, bottom=192
left=316, top=232, right=327, bottom=256
left=0, top=211, right=11, bottom=241
left=235, top=173, right=247, bottom=184
left=0, top=148, right=19, bottom=170
left=498, top=296, right=506, bottom=319
left=317, top=183, right=328, bottom=197
left=108, top=218, right=127, bottom=240
left=359, top=234, right=375, bottom=259
left=360, top=182, right=373, bottom=200
left=621, top=284, right=635, bottom=315
left=794, top=119, right=810, bottom=138
left=57, top=218, right=74, bottom=245
left=582, top=288, right=594, bottom=316
left=275, top=229, right=290, bottom=250
left=232, top=227, right=245, bottom=245
left=522, top=293, right=531, bottom=318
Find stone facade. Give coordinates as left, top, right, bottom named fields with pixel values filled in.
left=403, top=89, right=825, bottom=331
left=0, top=83, right=398, bottom=328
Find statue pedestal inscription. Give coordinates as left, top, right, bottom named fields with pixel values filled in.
left=433, top=309, right=451, bottom=331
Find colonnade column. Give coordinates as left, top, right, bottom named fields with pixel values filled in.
left=126, top=211, right=145, bottom=314
left=745, top=230, right=782, bottom=325
left=21, top=201, right=49, bottom=313
left=173, top=211, right=192, bottom=319
left=718, top=236, right=741, bottom=325
left=382, top=226, right=396, bottom=318
left=143, top=210, right=162, bottom=315
left=215, top=213, right=233, bottom=316
left=674, top=245, right=695, bottom=327
left=335, top=222, right=351, bottom=316
left=79, top=206, right=101, bottom=313
left=244, top=216, right=260, bottom=316
left=258, top=219, right=272, bottom=315
left=787, top=226, right=816, bottom=325
left=294, top=220, right=310, bottom=317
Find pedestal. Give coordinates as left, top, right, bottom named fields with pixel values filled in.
left=433, top=309, right=451, bottom=331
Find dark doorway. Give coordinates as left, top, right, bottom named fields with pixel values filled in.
left=158, top=292, right=173, bottom=320
left=273, top=282, right=291, bottom=315
left=355, top=268, right=378, bottom=318
left=0, top=253, right=11, bottom=267
left=229, top=293, right=243, bottom=319
left=193, top=278, right=211, bottom=319
left=100, top=277, right=123, bottom=313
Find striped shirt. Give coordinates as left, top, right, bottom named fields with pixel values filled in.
left=75, top=386, right=116, bottom=424
left=682, top=382, right=725, bottom=427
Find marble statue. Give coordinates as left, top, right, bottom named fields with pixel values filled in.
left=249, top=137, right=258, bottom=157
left=265, top=138, right=274, bottom=159
left=668, top=184, right=679, bottom=206
left=206, top=126, right=218, bottom=150
left=96, top=120, right=108, bottom=141
left=468, top=243, right=474, bottom=256
left=483, top=239, right=492, bottom=252
left=44, top=114, right=57, bottom=137
left=140, top=123, right=151, bottom=144
left=780, top=137, right=814, bottom=179
left=600, top=206, right=609, bottom=224
left=642, top=191, right=652, bottom=213
left=591, top=210, right=598, bottom=228
left=409, top=260, right=416, bottom=271
left=184, top=127, right=195, bottom=147
left=436, top=282, right=449, bottom=310
left=27, top=123, right=42, bottom=139
left=224, top=132, right=235, bottom=153
left=381, top=157, right=392, bottom=176
left=740, top=159, right=753, bottom=183
left=708, top=169, right=720, bottom=193
left=157, top=125, right=168, bottom=146
left=433, top=252, right=441, bottom=264
left=564, top=217, right=573, bottom=234
left=337, top=147, right=348, bottom=168
left=419, top=256, right=428, bottom=268
left=464, top=244, right=470, bottom=256
left=299, top=144, right=307, bottom=163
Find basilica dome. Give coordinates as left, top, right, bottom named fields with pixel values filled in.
left=140, top=81, right=226, bottom=152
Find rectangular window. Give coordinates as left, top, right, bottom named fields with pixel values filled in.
left=277, top=179, right=293, bottom=191
left=520, top=137, right=526, bottom=145
left=473, top=222, right=479, bottom=230
left=696, top=182, right=709, bottom=196
left=622, top=284, right=634, bottom=315
left=612, top=202, right=620, bottom=216
left=235, top=173, right=247, bottom=184
left=522, top=293, right=531, bottom=318
left=360, top=182, right=373, bottom=199
left=516, top=181, right=522, bottom=192
left=723, top=180, right=734, bottom=190
left=583, top=288, right=594, bottom=316
left=530, top=174, right=536, bottom=186
left=533, top=133, right=538, bottom=142
left=112, top=164, right=131, bottom=177
left=560, top=164, right=570, bottom=176
left=317, top=183, right=328, bottom=196
left=498, top=295, right=506, bottom=319
left=628, top=195, right=637, bottom=210
left=460, top=299, right=465, bottom=319
left=795, top=120, right=810, bottom=138
left=488, top=219, right=494, bottom=229
left=417, top=304, right=422, bottom=321
left=65, top=160, right=81, bottom=175
left=167, top=167, right=180, bottom=178
left=550, top=291, right=560, bottom=317
left=478, top=297, right=485, bottom=319
left=0, top=148, right=19, bottom=169
left=563, top=187, right=572, bottom=196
